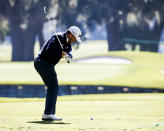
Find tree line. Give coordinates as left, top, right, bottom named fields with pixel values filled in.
left=0, top=0, right=164, bottom=61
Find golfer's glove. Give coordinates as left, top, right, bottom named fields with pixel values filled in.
left=65, top=54, right=73, bottom=63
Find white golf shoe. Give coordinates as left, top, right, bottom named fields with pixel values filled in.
left=42, top=114, right=62, bottom=121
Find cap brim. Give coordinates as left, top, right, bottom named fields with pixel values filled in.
left=76, top=36, right=81, bottom=43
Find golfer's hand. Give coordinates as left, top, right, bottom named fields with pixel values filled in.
left=62, top=51, right=67, bottom=58
left=65, top=54, right=73, bottom=63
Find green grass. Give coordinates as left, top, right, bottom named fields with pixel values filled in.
left=0, top=41, right=164, bottom=88
left=0, top=93, right=164, bottom=131
left=0, top=51, right=164, bottom=88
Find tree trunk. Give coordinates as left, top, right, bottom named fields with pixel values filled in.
left=10, top=26, right=25, bottom=61
left=105, top=19, right=124, bottom=51
left=8, top=7, right=25, bottom=61
left=10, top=17, right=38, bottom=61
left=23, top=20, right=44, bottom=61
left=23, top=29, right=36, bottom=61
left=150, top=21, right=164, bottom=52
left=140, top=21, right=164, bottom=52
left=22, top=2, right=45, bottom=61
left=10, top=1, right=45, bottom=61
left=10, top=20, right=37, bottom=61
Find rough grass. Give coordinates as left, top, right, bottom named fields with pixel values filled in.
left=0, top=93, right=164, bottom=131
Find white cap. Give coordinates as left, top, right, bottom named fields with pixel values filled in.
left=68, top=26, right=81, bottom=43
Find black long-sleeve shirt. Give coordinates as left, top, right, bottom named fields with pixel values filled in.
left=38, top=32, right=72, bottom=65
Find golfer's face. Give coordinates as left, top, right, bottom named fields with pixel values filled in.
left=68, top=33, right=76, bottom=43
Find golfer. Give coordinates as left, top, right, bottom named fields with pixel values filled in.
left=34, top=26, right=81, bottom=121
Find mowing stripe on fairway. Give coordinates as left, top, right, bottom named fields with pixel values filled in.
left=0, top=94, right=164, bottom=131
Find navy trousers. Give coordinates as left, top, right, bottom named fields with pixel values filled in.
left=34, top=57, right=59, bottom=115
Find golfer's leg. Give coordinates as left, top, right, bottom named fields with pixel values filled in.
left=34, top=59, right=59, bottom=115
left=44, top=72, right=59, bottom=115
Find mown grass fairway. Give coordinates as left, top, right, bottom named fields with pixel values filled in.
left=0, top=93, right=164, bottom=131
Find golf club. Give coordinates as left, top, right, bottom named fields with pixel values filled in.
left=43, top=6, right=71, bottom=63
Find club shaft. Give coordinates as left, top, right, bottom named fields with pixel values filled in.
left=44, top=6, right=70, bottom=63
left=44, top=8, right=64, bottom=50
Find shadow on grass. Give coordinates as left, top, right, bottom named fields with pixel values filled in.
left=27, top=121, right=71, bottom=125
